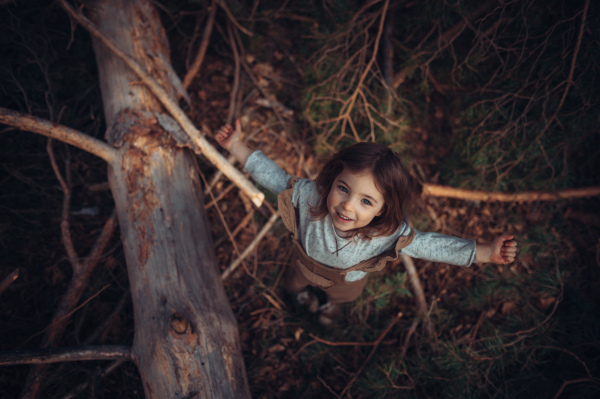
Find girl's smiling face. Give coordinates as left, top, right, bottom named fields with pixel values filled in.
left=326, top=168, right=385, bottom=235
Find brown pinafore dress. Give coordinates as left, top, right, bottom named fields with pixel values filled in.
left=277, top=177, right=415, bottom=304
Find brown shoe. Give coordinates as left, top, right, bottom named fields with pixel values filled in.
left=296, top=290, right=319, bottom=313
left=318, top=302, right=341, bottom=326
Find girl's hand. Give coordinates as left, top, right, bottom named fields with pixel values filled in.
left=476, top=235, right=518, bottom=264
left=214, top=119, right=253, bottom=166
left=215, top=120, right=242, bottom=151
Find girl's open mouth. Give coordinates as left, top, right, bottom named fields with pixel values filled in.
left=336, top=212, right=352, bottom=222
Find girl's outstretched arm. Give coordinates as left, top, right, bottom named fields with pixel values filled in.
left=476, top=235, right=517, bottom=264
left=216, top=120, right=253, bottom=167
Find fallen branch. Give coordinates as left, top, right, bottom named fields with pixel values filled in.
left=59, top=0, right=265, bottom=208
left=0, top=107, right=117, bottom=165
left=222, top=212, right=280, bottom=280
left=401, top=254, right=433, bottom=338
left=0, top=346, right=131, bottom=366
left=422, top=183, right=600, bottom=202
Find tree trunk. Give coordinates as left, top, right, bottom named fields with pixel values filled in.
left=89, top=0, right=250, bottom=397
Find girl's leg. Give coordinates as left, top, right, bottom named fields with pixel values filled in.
left=318, top=278, right=369, bottom=325
left=283, top=262, right=311, bottom=294
left=283, top=263, right=319, bottom=312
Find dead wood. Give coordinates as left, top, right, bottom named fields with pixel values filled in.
left=57, top=1, right=253, bottom=397
left=0, top=346, right=131, bottom=366
left=221, top=212, right=280, bottom=280
left=422, top=183, right=600, bottom=202
left=0, top=107, right=117, bottom=164
left=59, top=0, right=265, bottom=208
left=401, top=253, right=434, bottom=338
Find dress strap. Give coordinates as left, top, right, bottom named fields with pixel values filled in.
left=277, top=176, right=301, bottom=237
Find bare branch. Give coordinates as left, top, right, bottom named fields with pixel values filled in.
left=226, top=22, right=241, bottom=125
left=222, top=212, right=280, bottom=280
left=21, top=211, right=118, bottom=399
left=0, top=346, right=131, bottom=366
left=183, top=0, right=217, bottom=89
left=401, top=254, right=433, bottom=338
left=0, top=107, right=117, bottom=165
left=47, top=139, right=80, bottom=270
left=58, top=0, right=265, bottom=208
left=215, top=0, right=253, bottom=37
left=422, top=184, right=600, bottom=202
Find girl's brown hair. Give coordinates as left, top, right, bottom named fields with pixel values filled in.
left=311, top=142, right=412, bottom=238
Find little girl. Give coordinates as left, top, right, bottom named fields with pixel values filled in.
left=216, top=121, right=517, bottom=325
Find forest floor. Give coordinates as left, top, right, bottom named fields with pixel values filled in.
left=2, top=6, right=600, bottom=398
left=181, top=52, right=600, bottom=398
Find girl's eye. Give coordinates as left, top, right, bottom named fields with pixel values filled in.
left=362, top=199, right=372, bottom=206
left=338, top=185, right=348, bottom=193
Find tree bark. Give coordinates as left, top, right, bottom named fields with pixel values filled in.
left=87, top=0, right=250, bottom=397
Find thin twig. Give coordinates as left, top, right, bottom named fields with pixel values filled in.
left=498, top=0, right=590, bottom=180
left=401, top=252, right=433, bottom=338
left=47, top=138, right=79, bottom=270
left=552, top=378, right=600, bottom=399
left=329, top=0, right=389, bottom=145
left=338, top=312, right=402, bottom=397
left=0, top=346, right=131, bottom=366
left=401, top=318, right=420, bottom=358
left=20, top=210, right=117, bottom=399
left=215, top=0, right=253, bottom=37
left=226, top=22, right=241, bottom=125
left=197, top=170, right=248, bottom=272
left=222, top=212, right=280, bottom=280
left=183, top=0, right=217, bottom=89
left=214, top=209, right=255, bottom=247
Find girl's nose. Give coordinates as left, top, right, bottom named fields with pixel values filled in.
left=341, top=200, right=354, bottom=212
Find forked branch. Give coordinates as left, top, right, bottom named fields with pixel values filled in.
left=0, top=107, right=117, bottom=165
left=59, top=0, right=265, bottom=208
